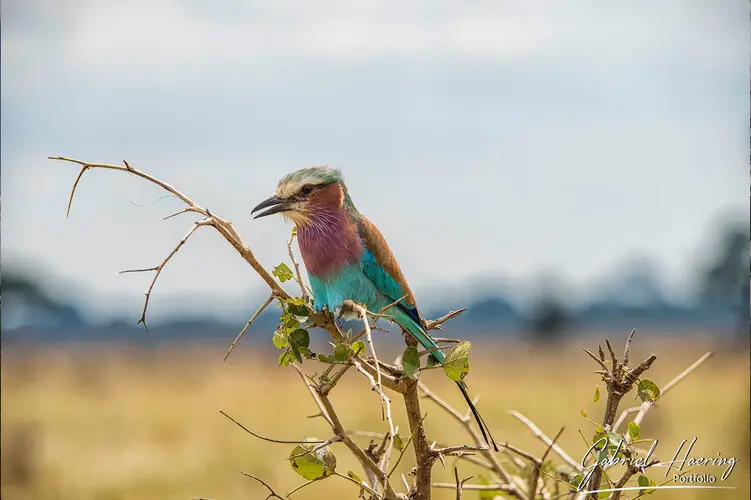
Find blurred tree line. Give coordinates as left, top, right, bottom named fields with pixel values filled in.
left=2, top=217, right=748, bottom=343
left=526, top=218, right=749, bottom=343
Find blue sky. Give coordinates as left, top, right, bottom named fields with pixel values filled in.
left=2, top=0, right=748, bottom=322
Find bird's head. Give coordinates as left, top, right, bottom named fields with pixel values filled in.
left=251, top=166, right=354, bottom=226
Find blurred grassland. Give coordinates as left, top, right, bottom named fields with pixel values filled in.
left=1, top=336, right=748, bottom=500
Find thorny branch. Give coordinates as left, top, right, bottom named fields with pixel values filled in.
left=119, top=219, right=213, bottom=333
left=453, top=467, right=473, bottom=500
left=54, top=156, right=715, bottom=500
left=51, top=155, right=339, bottom=338
left=583, top=332, right=658, bottom=499
left=615, top=351, right=713, bottom=433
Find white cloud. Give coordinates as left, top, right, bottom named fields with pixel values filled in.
left=61, top=0, right=549, bottom=72
left=3, top=0, right=745, bottom=94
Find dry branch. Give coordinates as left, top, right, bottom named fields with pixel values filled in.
left=583, top=333, right=658, bottom=499
left=55, top=156, right=710, bottom=500
left=507, top=411, right=581, bottom=474
left=223, top=294, right=275, bottom=361
left=241, top=471, right=285, bottom=500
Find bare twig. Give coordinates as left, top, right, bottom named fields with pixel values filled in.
left=582, top=348, right=609, bottom=373
left=220, top=410, right=325, bottom=444
left=604, top=339, right=618, bottom=371
left=241, top=471, right=285, bottom=500
left=353, top=358, right=396, bottom=482
left=351, top=294, right=408, bottom=342
left=610, top=458, right=660, bottom=500
left=289, top=361, right=398, bottom=499
left=287, top=435, right=342, bottom=460
left=52, top=156, right=342, bottom=336
left=285, top=479, right=316, bottom=497
left=507, top=410, right=581, bottom=473
left=614, top=351, right=713, bottom=434
left=333, top=471, right=380, bottom=497
left=119, top=219, right=212, bottom=333
left=454, top=467, right=473, bottom=500
left=290, top=363, right=334, bottom=427
left=388, top=414, right=427, bottom=479
left=432, top=483, right=515, bottom=493
left=433, top=444, right=488, bottom=456
left=287, top=228, right=311, bottom=298
left=528, top=427, right=564, bottom=500
left=318, top=390, right=399, bottom=499
left=424, top=308, right=467, bottom=331
left=224, top=294, right=275, bottom=361
left=419, top=382, right=524, bottom=499
left=500, top=442, right=543, bottom=465
left=622, top=329, right=636, bottom=367
left=350, top=303, right=387, bottom=417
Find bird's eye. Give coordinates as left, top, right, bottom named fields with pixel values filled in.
left=300, top=184, right=315, bottom=196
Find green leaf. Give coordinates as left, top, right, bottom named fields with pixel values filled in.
left=628, top=421, right=641, bottom=440
left=393, top=434, right=404, bottom=451
left=646, top=479, right=657, bottom=494
left=282, top=313, right=300, bottom=330
left=637, top=380, right=660, bottom=403
left=272, top=329, right=289, bottom=349
left=605, top=431, right=623, bottom=451
left=290, top=344, right=302, bottom=362
left=290, top=329, right=311, bottom=349
left=351, top=340, right=366, bottom=356
left=334, top=343, right=350, bottom=362
left=317, top=353, right=331, bottom=363
left=637, top=475, right=649, bottom=489
left=593, top=386, right=600, bottom=402
left=273, top=263, right=294, bottom=282
left=443, top=341, right=471, bottom=382
left=286, top=329, right=309, bottom=363
left=568, top=474, right=584, bottom=489
left=401, top=346, right=420, bottom=380
left=278, top=350, right=294, bottom=367
left=592, top=429, right=607, bottom=452
left=287, top=303, right=310, bottom=321
left=286, top=296, right=305, bottom=306
left=426, top=354, right=441, bottom=367
left=637, top=475, right=657, bottom=494
left=289, top=441, right=336, bottom=480
left=347, top=470, right=361, bottom=483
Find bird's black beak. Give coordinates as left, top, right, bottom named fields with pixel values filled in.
left=251, top=195, right=290, bottom=219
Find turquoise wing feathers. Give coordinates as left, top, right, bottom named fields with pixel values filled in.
left=357, top=217, right=444, bottom=362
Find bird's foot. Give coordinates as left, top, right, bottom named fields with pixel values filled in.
left=339, top=299, right=366, bottom=321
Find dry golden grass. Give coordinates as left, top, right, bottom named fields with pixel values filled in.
left=2, top=335, right=748, bottom=500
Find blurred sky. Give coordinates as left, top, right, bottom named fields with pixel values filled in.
left=1, top=0, right=748, bottom=322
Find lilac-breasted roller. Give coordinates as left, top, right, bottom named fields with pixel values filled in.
left=252, top=167, right=497, bottom=450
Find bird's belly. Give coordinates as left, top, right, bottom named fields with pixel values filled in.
left=309, top=265, right=383, bottom=313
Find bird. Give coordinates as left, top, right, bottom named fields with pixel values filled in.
left=252, top=166, right=498, bottom=451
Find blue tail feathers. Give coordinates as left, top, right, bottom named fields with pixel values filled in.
left=393, top=305, right=499, bottom=452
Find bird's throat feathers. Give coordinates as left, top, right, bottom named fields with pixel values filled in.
left=295, top=183, right=362, bottom=277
